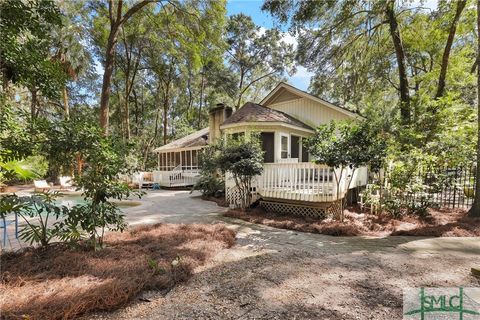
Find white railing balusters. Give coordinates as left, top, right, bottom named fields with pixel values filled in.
left=256, top=163, right=353, bottom=203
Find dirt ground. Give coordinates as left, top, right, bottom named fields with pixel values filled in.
left=86, top=221, right=480, bottom=320
left=1, top=223, right=235, bottom=320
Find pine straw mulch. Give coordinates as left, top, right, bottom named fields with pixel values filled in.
left=224, top=206, right=480, bottom=237
left=0, top=223, right=235, bottom=320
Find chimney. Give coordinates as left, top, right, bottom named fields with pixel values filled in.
left=209, top=103, right=232, bottom=143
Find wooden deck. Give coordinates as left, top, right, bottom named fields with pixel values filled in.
left=257, top=163, right=338, bottom=202
left=226, top=162, right=368, bottom=206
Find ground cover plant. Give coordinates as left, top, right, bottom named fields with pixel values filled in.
left=224, top=206, right=480, bottom=237
left=0, top=223, right=235, bottom=320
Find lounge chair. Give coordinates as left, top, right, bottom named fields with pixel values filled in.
left=59, top=176, right=73, bottom=190
left=34, top=180, right=52, bottom=192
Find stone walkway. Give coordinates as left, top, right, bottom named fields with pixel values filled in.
left=86, top=190, right=480, bottom=320
left=124, top=190, right=480, bottom=257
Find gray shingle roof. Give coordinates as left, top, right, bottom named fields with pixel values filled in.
left=153, top=128, right=209, bottom=153
left=221, top=102, right=313, bottom=130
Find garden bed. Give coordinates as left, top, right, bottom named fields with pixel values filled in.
left=224, top=207, right=480, bottom=237
left=0, top=223, right=235, bottom=320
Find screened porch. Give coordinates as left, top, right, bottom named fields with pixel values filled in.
left=156, top=148, right=201, bottom=172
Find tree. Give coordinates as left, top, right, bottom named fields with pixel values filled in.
left=97, top=0, right=155, bottom=134
left=468, top=0, right=480, bottom=217
left=52, top=1, right=93, bottom=119
left=216, top=137, right=264, bottom=210
left=435, top=0, right=468, bottom=99
left=263, top=0, right=473, bottom=124
left=306, top=120, right=387, bottom=221
left=225, top=14, right=295, bottom=109
left=0, top=0, right=66, bottom=118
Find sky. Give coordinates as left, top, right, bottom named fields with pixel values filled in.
left=94, top=0, right=439, bottom=92
left=226, top=0, right=313, bottom=91
left=226, top=0, right=439, bottom=91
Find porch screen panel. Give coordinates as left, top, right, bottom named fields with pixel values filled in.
left=260, top=132, right=274, bottom=163
left=192, top=150, right=198, bottom=167
left=175, top=152, right=181, bottom=167
left=186, top=150, right=192, bottom=169
left=181, top=151, right=186, bottom=169
left=291, top=135, right=300, bottom=159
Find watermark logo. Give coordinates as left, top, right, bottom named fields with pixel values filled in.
left=404, top=287, right=480, bottom=319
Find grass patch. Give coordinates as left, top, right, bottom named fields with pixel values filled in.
left=0, top=223, right=235, bottom=320
left=225, top=207, right=480, bottom=237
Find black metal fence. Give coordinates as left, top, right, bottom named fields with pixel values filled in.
left=374, top=163, right=476, bottom=210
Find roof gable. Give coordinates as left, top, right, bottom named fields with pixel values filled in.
left=260, top=82, right=359, bottom=119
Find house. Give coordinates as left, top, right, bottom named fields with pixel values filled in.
left=151, top=82, right=368, bottom=216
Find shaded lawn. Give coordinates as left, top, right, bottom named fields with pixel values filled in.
left=0, top=223, right=235, bottom=320
left=225, top=207, right=480, bottom=237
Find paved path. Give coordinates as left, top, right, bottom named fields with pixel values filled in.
left=124, top=190, right=480, bottom=257
left=87, top=190, right=480, bottom=320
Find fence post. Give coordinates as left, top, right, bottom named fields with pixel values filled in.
left=452, top=169, right=458, bottom=209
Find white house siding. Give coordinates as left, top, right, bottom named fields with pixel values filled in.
left=267, top=97, right=351, bottom=129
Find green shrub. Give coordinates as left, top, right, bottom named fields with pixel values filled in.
left=193, top=175, right=225, bottom=197
left=18, top=155, right=49, bottom=179
left=193, top=144, right=225, bottom=197
left=216, top=136, right=264, bottom=210
left=0, top=192, right=69, bottom=247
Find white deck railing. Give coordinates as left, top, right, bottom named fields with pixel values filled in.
left=258, top=163, right=339, bottom=202
left=135, top=166, right=201, bottom=188
left=226, top=163, right=368, bottom=204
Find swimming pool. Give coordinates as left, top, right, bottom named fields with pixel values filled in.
left=54, top=195, right=141, bottom=208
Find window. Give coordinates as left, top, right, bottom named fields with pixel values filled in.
left=281, top=135, right=289, bottom=159
left=291, top=135, right=300, bottom=159
left=230, top=132, right=244, bottom=140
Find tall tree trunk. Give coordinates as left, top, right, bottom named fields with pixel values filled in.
left=30, top=88, right=37, bottom=120
left=468, top=0, right=480, bottom=217
left=385, top=0, right=411, bottom=125
left=98, top=0, right=151, bottom=134
left=125, top=95, right=131, bottom=139
left=142, top=99, right=161, bottom=169
left=198, top=71, right=205, bottom=129
left=99, top=33, right=118, bottom=134
left=63, top=86, right=69, bottom=120
left=435, top=0, right=467, bottom=99
left=163, top=87, right=169, bottom=145
left=133, top=88, right=139, bottom=136
left=235, top=69, right=245, bottom=110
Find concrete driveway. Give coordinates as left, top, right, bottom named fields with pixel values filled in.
left=90, top=189, right=480, bottom=320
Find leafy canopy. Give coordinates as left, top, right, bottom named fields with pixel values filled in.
left=0, top=0, right=66, bottom=97
left=306, top=120, right=387, bottom=173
